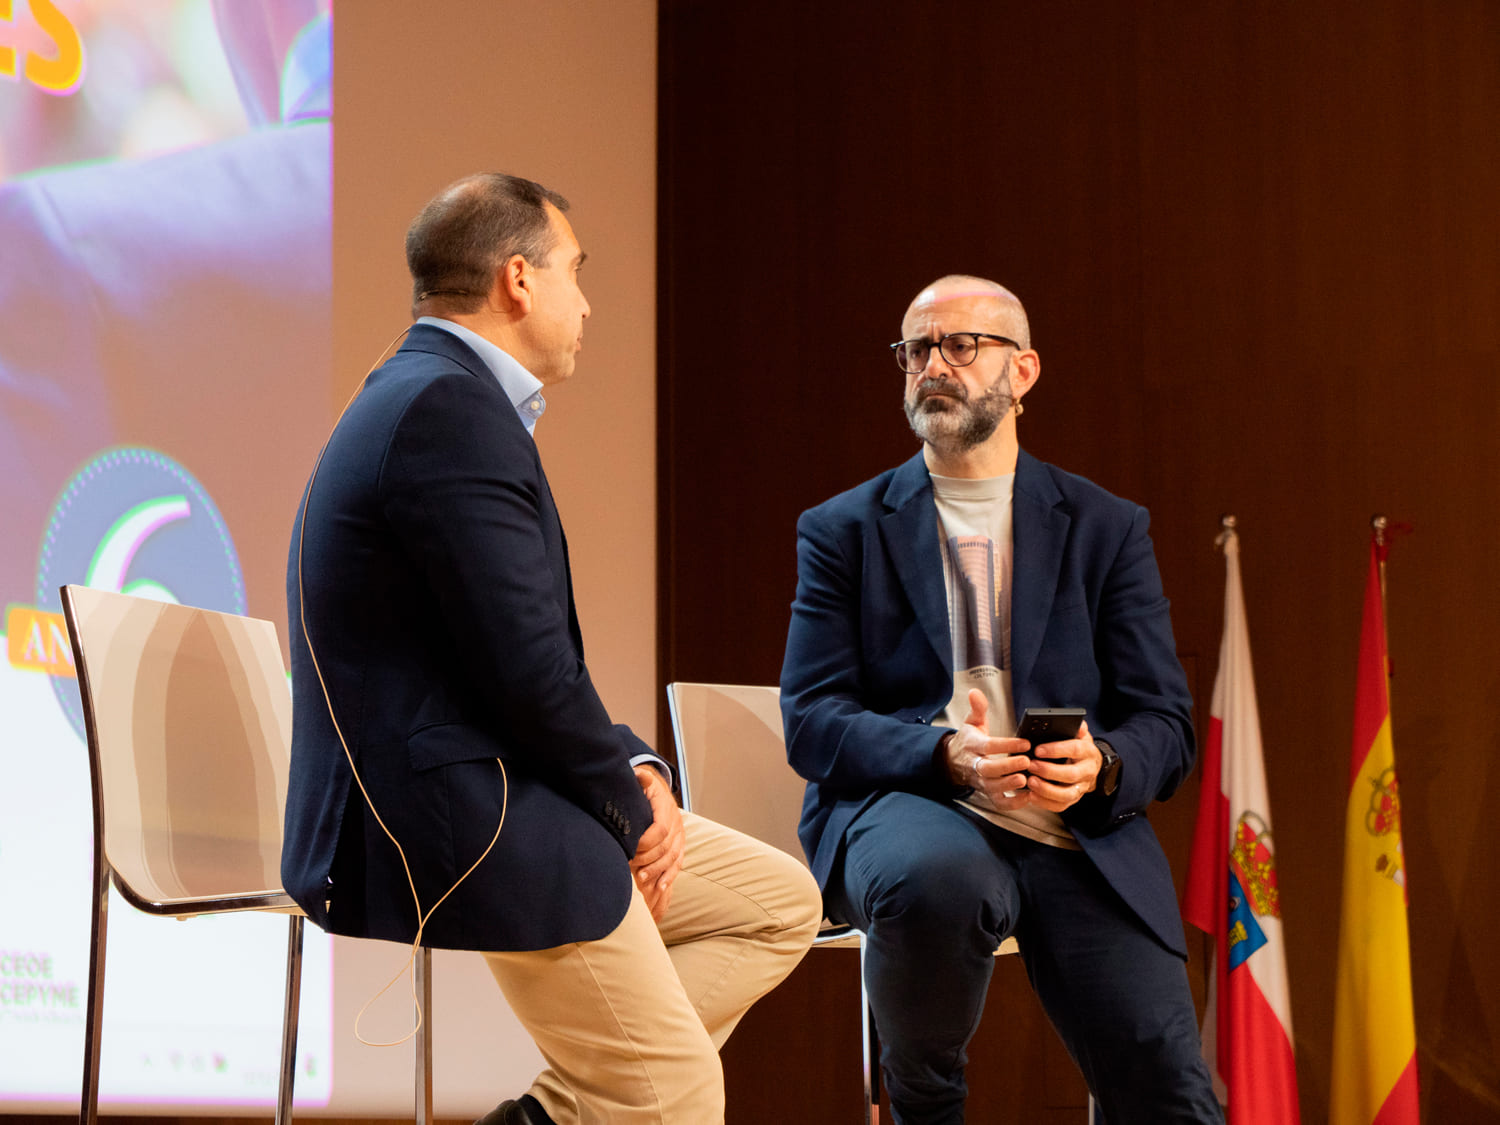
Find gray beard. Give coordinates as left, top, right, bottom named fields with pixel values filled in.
left=904, top=376, right=1014, bottom=453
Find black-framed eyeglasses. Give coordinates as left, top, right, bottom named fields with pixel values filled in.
left=889, top=332, right=1021, bottom=374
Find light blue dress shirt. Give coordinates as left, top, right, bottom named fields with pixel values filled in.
left=417, top=316, right=547, bottom=434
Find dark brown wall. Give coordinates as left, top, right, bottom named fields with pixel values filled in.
left=659, top=2, right=1500, bottom=1122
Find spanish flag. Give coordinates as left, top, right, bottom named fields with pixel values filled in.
left=1330, top=532, right=1419, bottom=1125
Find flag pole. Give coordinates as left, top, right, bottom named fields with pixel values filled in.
left=1372, top=513, right=1388, bottom=616
left=1216, top=513, right=1237, bottom=551
left=1372, top=514, right=1390, bottom=684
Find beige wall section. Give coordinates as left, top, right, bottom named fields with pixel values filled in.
left=326, top=3, right=657, bottom=1116
left=334, top=1, right=659, bottom=744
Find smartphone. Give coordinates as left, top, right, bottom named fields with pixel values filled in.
left=1015, top=707, right=1085, bottom=764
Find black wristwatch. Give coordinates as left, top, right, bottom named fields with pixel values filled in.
left=1095, top=739, right=1122, bottom=797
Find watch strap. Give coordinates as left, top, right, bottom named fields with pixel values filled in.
left=1095, top=738, right=1121, bottom=797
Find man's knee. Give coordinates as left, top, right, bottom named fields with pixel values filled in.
left=782, top=859, right=825, bottom=947
left=863, top=845, right=1007, bottom=941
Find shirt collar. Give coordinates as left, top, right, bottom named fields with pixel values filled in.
left=416, top=317, right=547, bottom=434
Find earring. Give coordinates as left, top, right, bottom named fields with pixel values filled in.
left=1014, top=401, right=1025, bottom=417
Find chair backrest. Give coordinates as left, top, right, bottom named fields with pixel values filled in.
left=668, top=680, right=1020, bottom=959
left=61, top=584, right=295, bottom=914
left=667, top=682, right=806, bottom=863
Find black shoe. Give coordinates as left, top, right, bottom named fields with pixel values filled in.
left=474, top=1094, right=555, bottom=1125
left=474, top=1100, right=518, bottom=1125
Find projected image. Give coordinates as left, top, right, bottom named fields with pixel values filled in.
left=1, top=0, right=334, bottom=1108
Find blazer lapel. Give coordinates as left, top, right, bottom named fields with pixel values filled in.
left=405, top=325, right=588, bottom=653
left=878, top=454, right=951, bottom=671
left=1010, top=450, right=1068, bottom=700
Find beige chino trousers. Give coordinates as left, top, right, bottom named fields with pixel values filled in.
left=484, top=810, right=822, bottom=1125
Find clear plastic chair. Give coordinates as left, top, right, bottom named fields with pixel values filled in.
left=61, top=584, right=305, bottom=1124
left=62, top=583, right=446, bottom=1123
left=666, top=681, right=1021, bottom=1125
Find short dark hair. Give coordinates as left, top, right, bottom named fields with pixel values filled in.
left=405, top=173, right=570, bottom=316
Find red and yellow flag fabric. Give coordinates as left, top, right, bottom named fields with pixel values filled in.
left=1184, top=527, right=1300, bottom=1122
left=1330, top=534, right=1419, bottom=1125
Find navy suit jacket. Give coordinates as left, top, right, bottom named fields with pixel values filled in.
left=282, top=325, right=655, bottom=952
left=780, top=450, right=1195, bottom=955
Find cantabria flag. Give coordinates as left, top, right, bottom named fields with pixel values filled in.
left=1184, top=524, right=1300, bottom=1122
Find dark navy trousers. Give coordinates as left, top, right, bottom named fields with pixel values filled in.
left=824, top=793, right=1222, bottom=1125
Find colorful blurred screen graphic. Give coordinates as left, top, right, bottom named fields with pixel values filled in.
left=1, top=0, right=334, bottom=1109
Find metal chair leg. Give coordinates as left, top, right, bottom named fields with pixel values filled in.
left=858, top=933, right=880, bottom=1124
left=275, top=914, right=305, bottom=1125
left=78, top=860, right=111, bottom=1125
left=415, top=945, right=433, bottom=1125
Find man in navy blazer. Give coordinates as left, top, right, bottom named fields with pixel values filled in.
left=284, top=173, right=819, bottom=1125
left=781, top=276, right=1221, bottom=1123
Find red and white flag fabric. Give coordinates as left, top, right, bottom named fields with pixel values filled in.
left=1184, top=525, right=1301, bottom=1123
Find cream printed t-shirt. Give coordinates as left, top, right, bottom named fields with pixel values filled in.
left=931, top=473, right=1078, bottom=850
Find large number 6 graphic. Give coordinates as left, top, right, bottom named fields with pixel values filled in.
left=83, top=495, right=191, bottom=603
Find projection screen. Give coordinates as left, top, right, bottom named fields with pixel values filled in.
left=1, top=0, right=336, bottom=1110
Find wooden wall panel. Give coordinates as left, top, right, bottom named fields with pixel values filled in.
left=660, top=2, right=1500, bottom=1121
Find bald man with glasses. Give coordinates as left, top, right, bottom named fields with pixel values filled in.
left=780, top=276, right=1221, bottom=1123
